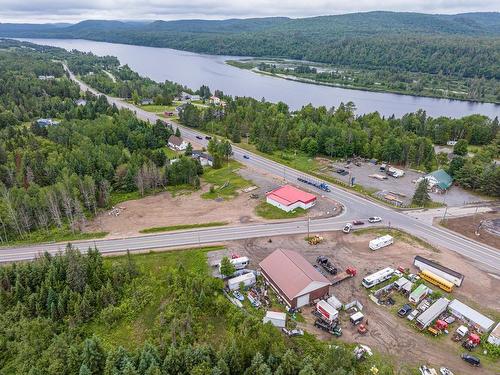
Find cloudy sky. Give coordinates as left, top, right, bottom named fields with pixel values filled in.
left=0, top=0, right=498, bottom=23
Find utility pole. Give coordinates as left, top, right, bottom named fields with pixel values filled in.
left=442, top=189, right=449, bottom=222
left=307, top=216, right=311, bottom=239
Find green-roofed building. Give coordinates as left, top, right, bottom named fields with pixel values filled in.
left=425, top=169, right=453, bottom=192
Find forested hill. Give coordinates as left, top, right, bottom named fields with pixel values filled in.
left=1, top=12, right=499, bottom=81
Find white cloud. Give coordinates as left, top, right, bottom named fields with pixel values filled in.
left=0, top=0, right=498, bottom=23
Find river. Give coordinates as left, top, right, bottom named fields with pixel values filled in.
left=21, top=38, right=500, bottom=118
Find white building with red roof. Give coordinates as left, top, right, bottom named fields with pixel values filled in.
left=259, top=249, right=331, bottom=308
left=265, top=185, right=316, bottom=212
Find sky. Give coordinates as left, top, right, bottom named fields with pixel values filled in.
left=0, top=0, right=498, bottom=23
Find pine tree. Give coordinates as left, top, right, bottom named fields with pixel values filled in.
left=219, top=256, right=235, bottom=277
left=412, top=179, right=431, bottom=207
left=185, top=142, right=193, bottom=156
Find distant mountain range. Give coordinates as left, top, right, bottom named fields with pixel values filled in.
left=1, top=12, right=499, bottom=79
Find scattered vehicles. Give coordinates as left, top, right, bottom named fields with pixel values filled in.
left=419, top=270, right=454, bottom=293
left=357, top=324, right=368, bottom=335
left=342, top=223, right=353, bottom=233
left=331, top=267, right=357, bottom=285
left=247, top=291, right=261, bottom=308
left=452, top=325, right=469, bottom=342
left=336, top=169, right=349, bottom=176
left=419, top=365, right=438, bottom=375
left=407, top=309, right=419, bottom=321
left=282, top=328, right=304, bottom=337
left=296, top=177, right=331, bottom=192
left=314, top=319, right=342, bottom=336
left=219, top=256, right=249, bottom=273
left=398, top=304, right=412, bottom=317
left=232, top=290, right=244, bottom=301
left=243, top=154, right=250, bottom=159
left=316, top=256, right=338, bottom=275
left=461, top=353, right=480, bottom=367
left=352, top=220, right=365, bottom=225
left=368, top=235, right=394, bottom=251
left=462, top=334, right=481, bottom=351
left=439, top=367, right=454, bottom=375
left=368, top=216, right=382, bottom=223
left=428, top=320, right=448, bottom=336
left=195, top=135, right=203, bottom=140
left=205, top=136, right=212, bottom=140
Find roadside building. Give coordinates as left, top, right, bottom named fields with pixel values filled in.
left=448, top=299, right=495, bottom=332
left=424, top=169, right=453, bottom=193
left=259, top=249, right=330, bottom=309
left=168, top=135, right=188, bottom=151
left=191, top=150, right=214, bottom=167
left=210, top=95, right=221, bottom=105
left=266, top=185, right=317, bottom=212
left=75, top=99, right=87, bottom=106
left=487, top=322, right=500, bottom=346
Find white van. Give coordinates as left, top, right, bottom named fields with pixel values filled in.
left=369, top=235, right=394, bottom=251
left=343, top=223, right=353, bottom=233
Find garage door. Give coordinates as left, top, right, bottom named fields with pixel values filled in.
left=296, top=294, right=310, bottom=308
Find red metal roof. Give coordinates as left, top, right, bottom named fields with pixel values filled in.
left=259, top=249, right=330, bottom=300
left=266, top=185, right=316, bottom=206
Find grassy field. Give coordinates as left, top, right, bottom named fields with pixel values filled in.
left=86, top=246, right=224, bottom=350
left=353, top=227, right=439, bottom=252
left=255, top=201, right=307, bottom=219
left=201, top=160, right=252, bottom=199
left=139, top=221, right=228, bottom=234
left=0, top=226, right=108, bottom=248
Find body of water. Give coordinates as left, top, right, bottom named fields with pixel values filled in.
left=21, top=38, right=500, bottom=118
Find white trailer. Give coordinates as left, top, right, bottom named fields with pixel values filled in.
left=316, top=300, right=339, bottom=322
left=263, top=311, right=287, bottom=328
left=416, top=298, right=450, bottom=330
left=350, top=311, right=364, bottom=325
left=227, top=272, right=256, bottom=291
left=413, top=256, right=464, bottom=287
left=369, top=235, right=394, bottom=250
left=219, top=256, right=249, bottom=272
left=362, top=267, right=395, bottom=288
left=327, top=295, right=343, bottom=310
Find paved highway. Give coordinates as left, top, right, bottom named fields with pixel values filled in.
left=2, top=66, right=497, bottom=273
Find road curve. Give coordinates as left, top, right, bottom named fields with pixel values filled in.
left=2, top=65, right=496, bottom=273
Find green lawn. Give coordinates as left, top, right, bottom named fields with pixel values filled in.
left=86, top=246, right=224, bottom=350
left=255, top=201, right=307, bottom=219
left=0, top=226, right=108, bottom=248
left=139, top=221, right=228, bottom=234
left=353, top=228, right=439, bottom=252
left=201, top=160, right=252, bottom=199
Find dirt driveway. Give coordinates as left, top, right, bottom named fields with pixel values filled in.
left=226, top=231, right=499, bottom=374
left=440, top=211, right=500, bottom=249
left=86, top=166, right=341, bottom=238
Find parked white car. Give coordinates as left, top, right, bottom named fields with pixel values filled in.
left=368, top=216, right=382, bottom=223
left=440, top=368, right=454, bottom=375
left=407, top=309, right=419, bottom=321
left=343, top=223, right=353, bottom=233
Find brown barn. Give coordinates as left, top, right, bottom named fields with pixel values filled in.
left=259, top=249, right=331, bottom=309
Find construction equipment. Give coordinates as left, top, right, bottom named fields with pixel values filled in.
left=428, top=320, right=448, bottom=336
left=316, top=256, right=338, bottom=274
left=462, top=334, right=481, bottom=350
left=314, top=319, right=342, bottom=336
left=357, top=324, right=368, bottom=335
left=308, top=235, right=324, bottom=245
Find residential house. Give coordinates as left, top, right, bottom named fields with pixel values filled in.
left=36, top=118, right=59, bottom=127
left=38, top=75, right=55, bottom=80
left=75, top=99, right=87, bottom=106
left=140, top=98, right=154, bottom=105
left=210, top=96, right=221, bottom=105
left=168, top=135, right=188, bottom=151
left=191, top=150, right=214, bottom=166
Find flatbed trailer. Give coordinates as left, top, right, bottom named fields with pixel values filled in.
left=331, top=267, right=356, bottom=285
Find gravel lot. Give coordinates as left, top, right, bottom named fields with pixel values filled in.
left=330, top=160, right=488, bottom=207
left=216, top=230, right=499, bottom=374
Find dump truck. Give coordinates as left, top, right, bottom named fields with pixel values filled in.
left=316, top=256, right=338, bottom=275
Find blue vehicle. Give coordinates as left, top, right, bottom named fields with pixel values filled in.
left=232, top=290, right=244, bottom=301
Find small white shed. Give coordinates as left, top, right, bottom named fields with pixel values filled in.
left=263, top=311, right=287, bottom=328
left=487, top=322, right=500, bottom=346
left=327, top=295, right=343, bottom=310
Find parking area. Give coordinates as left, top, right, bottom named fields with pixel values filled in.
left=329, top=160, right=488, bottom=207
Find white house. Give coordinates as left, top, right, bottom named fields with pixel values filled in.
left=210, top=96, right=221, bottom=105
left=168, top=135, right=188, bottom=151
left=192, top=151, right=213, bottom=166
left=487, top=322, right=500, bottom=346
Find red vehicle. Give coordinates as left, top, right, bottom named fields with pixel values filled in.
left=357, top=324, right=368, bottom=334
left=352, top=220, right=365, bottom=225
left=463, top=334, right=481, bottom=350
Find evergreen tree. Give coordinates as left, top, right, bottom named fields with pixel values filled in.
left=219, top=256, right=236, bottom=277
left=185, top=142, right=193, bottom=156
left=453, top=139, right=468, bottom=156
left=412, top=179, right=431, bottom=207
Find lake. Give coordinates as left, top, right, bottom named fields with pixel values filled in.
left=21, top=38, right=500, bottom=118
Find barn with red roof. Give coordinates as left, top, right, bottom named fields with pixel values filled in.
left=265, top=185, right=316, bottom=212
left=259, top=249, right=331, bottom=308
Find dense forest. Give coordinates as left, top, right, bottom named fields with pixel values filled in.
left=1, top=12, right=499, bottom=102
left=0, top=40, right=202, bottom=243
left=179, top=98, right=500, bottom=197
left=0, top=246, right=398, bottom=374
